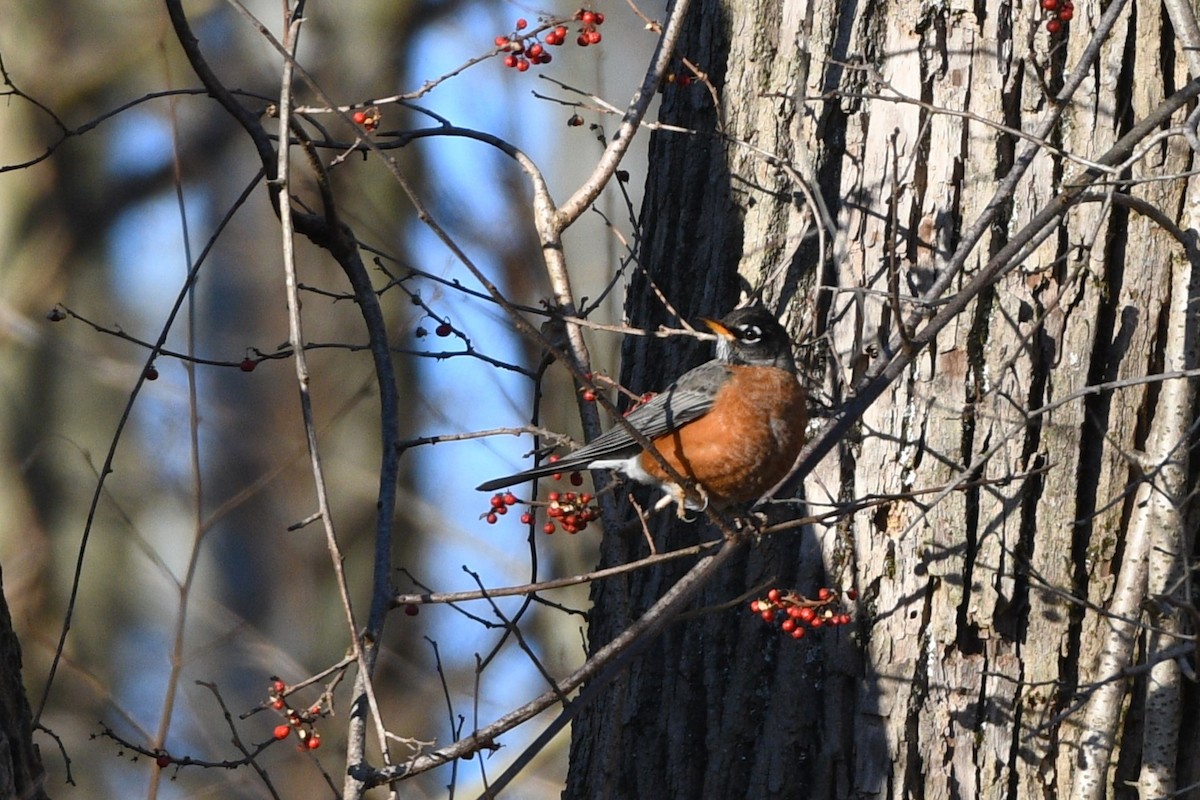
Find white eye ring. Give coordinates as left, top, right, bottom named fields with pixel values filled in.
left=740, top=324, right=763, bottom=342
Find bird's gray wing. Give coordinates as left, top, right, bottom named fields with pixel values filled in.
left=475, top=362, right=731, bottom=491
left=574, top=361, right=731, bottom=457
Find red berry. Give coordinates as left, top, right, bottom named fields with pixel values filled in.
left=798, top=607, right=816, bottom=623
left=1046, top=18, right=1062, bottom=32
left=760, top=609, right=774, bottom=622
left=543, top=522, right=556, bottom=534
left=767, top=588, right=781, bottom=604
left=516, top=58, right=530, bottom=72
left=515, top=17, right=528, bottom=29
left=791, top=627, right=806, bottom=640
left=749, top=600, right=760, bottom=613
left=846, top=588, right=858, bottom=601
left=582, top=389, right=596, bottom=402
left=581, top=10, right=596, bottom=24
left=528, top=43, right=544, bottom=58
left=548, top=491, right=560, bottom=501
left=781, top=619, right=796, bottom=633
left=274, top=725, right=291, bottom=740
left=306, top=734, right=321, bottom=750
left=594, top=11, right=605, bottom=24
left=817, top=587, right=832, bottom=601
left=577, top=34, right=589, bottom=46
left=555, top=25, right=568, bottom=39
left=240, top=357, right=256, bottom=372
left=1041, top=0, right=1057, bottom=8
left=520, top=512, right=534, bottom=524
left=1058, top=7, right=1073, bottom=20
left=144, top=365, right=159, bottom=381
left=570, top=471, right=583, bottom=485
left=504, top=54, right=518, bottom=68
left=435, top=322, right=452, bottom=337
left=155, top=754, right=171, bottom=769
left=495, top=505, right=507, bottom=515
left=271, top=679, right=286, bottom=694
left=405, top=603, right=419, bottom=616
left=486, top=512, right=498, bottom=524
left=495, top=35, right=509, bottom=47
left=539, top=52, right=552, bottom=64
left=503, top=492, right=517, bottom=505
left=586, top=30, right=601, bottom=44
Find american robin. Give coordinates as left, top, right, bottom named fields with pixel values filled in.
left=476, top=306, right=808, bottom=515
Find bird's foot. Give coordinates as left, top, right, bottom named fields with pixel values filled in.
left=654, top=484, right=709, bottom=521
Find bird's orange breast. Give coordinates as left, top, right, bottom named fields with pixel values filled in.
left=637, top=366, right=807, bottom=505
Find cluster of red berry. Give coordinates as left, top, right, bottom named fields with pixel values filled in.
left=350, top=106, right=381, bottom=132
left=480, top=462, right=598, bottom=534
left=574, top=9, right=605, bottom=46
left=494, top=9, right=605, bottom=73
left=1043, top=0, right=1074, bottom=33
left=749, top=587, right=855, bottom=640
left=542, top=489, right=598, bottom=534
left=482, top=491, right=519, bottom=524
left=266, top=677, right=322, bottom=751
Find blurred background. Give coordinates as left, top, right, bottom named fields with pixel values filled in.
left=0, top=0, right=658, bottom=796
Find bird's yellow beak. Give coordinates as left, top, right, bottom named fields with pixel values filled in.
left=701, top=318, right=735, bottom=339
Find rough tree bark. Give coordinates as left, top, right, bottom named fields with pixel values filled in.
left=0, top=567, right=47, bottom=800
left=567, top=0, right=1199, bottom=798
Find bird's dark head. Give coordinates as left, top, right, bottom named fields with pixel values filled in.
left=702, top=306, right=796, bottom=372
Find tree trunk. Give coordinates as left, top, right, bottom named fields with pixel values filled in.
left=567, top=0, right=1200, bottom=797
left=0, top=566, right=48, bottom=800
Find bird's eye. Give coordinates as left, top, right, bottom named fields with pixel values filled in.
left=740, top=324, right=763, bottom=342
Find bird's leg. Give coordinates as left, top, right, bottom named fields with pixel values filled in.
left=652, top=483, right=708, bottom=522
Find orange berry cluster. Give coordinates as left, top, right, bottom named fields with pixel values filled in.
left=749, top=587, right=855, bottom=640
left=1042, top=0, right=1074, bottom=33
left=267, top=677, right=322, bottom=751
left=494, top=9, right=605, bottom=73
